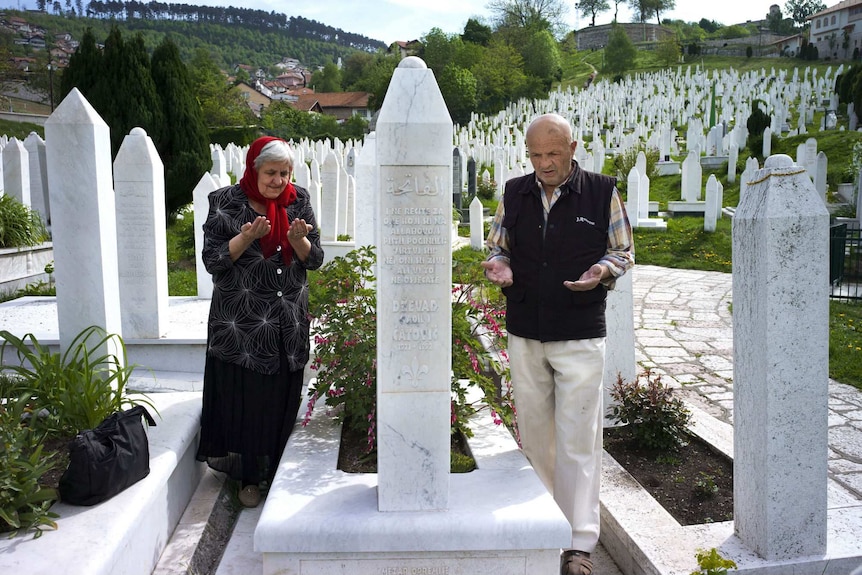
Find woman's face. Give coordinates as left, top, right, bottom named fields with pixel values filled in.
left=256, top=160, right=291, bottom=199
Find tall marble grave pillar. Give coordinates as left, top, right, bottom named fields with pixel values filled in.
left=192, top=172, right=219, bottom=299
left=452, top=147, right=463, bottom=215
left=2, top=137, right=30, bottom=206
left=354, top=133, right=377, bottom=249
left=376, top=56, right=452, bottom=511
left=320, top=150, right=340, bottom=241
left=732, top=154, right=829, bottom=560
left=24, top=132, right=50, bottom=228
left=44, top=89, right=122, bottom=351
left=113, top=128, right=168, bottom=338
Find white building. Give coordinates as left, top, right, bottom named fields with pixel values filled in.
left=807, top=0, right=862, bottom=60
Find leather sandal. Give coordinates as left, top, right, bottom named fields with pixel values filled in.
left=560, top=549, right=593, bottom=575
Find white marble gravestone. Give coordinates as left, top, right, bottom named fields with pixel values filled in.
left=2, top=137, right=30, bottom=207
left=23, top=132, right=50, bottom=227
left=44, top=89, right=122, bottom=352
left=375, top=56, right=453, bottom=512
left=319, top=149, right=340, bottom=241
left=192, top=171, right=218, bottom=299
left=732, top=154, right=829, bottom=560
left=113, top=127, right=168, bottom=339
left=353, top=132, right=377, bottom=249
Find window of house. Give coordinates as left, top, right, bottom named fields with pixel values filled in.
left=832, top=15, right=836, bottom=25
left=817, top=20, right=821, bottom=29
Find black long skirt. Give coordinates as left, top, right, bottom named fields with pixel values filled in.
left=195, top=353, right=304, bottom=485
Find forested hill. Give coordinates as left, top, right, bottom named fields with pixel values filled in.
left=12, top=1, right=386, bottom=69
left=82, top=1, right=385, bottom=52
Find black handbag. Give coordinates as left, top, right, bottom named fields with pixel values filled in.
left=59, top=405, right=157, bottom=506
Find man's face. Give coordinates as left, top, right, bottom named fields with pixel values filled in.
left=526, top=131, right=577, bottom=192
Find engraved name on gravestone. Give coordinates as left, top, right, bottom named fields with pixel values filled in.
left=379, top=166, right=450, bottom=396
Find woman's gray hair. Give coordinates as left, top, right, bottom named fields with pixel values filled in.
left=255, top=139, right=294, bottom=170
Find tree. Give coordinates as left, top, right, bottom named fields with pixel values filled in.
left=437, top=63, right=478, bottom=125
left=462, top=18, right=492, bottom=45
left=471, top=38, right=527, bottom=113
left=627, top=0, right=655, bottom=23
left=576, top=0, right=610, bottom=27
left=188, top=48, right=256, bottom=127
left=604, top=22, right=636, bottom=76
left=486, top=0, right=568, bottom=35
left=652, top=0, right=675, bottom=26
left=655, top=35, right=680, bottom=66
left=698, top=18, right=720, bottom=34
left=422, top=28, right=458, bottom=73
left=520, top=29, right=561, bottom=89
left=612, top=0, right=624, bottom=21
left=150, top=36, right=211, bottom=217
left=785, top=0, right=826, bottom=28
left=59, top=27, right=101, bottom=101
left=311, top=61, right=342, bottom=92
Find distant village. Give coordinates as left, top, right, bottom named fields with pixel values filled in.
left=1, top=11, right=373, bottom=123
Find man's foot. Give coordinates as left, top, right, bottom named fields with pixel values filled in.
left=238, top=485, right=261, bottom=508
left=560, top=549, right=593, bottom=575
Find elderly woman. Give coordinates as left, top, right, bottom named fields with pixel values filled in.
left=196, top=136, right=324, bottom=508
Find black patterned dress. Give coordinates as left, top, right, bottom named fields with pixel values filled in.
left=195, top=184, right=324, bottom=485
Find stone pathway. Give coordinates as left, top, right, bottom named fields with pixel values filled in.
left=631, top=264, right=862, bottom=507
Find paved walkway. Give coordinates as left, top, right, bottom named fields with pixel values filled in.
left=156, top=264, right=862, bottom=574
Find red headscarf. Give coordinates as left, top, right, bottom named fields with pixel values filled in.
left=239, top=137, right=298, bottom=261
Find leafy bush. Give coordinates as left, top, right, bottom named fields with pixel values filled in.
left=0, top=194, right=48, bottom=249
left=613, top=145, right=659, bottom=194
left=476, top=177, right=497, bottom=201
left=608, top=369, right=692, bottom=452
left=305, top=246, right=512, bottom=454
left=0, top=326, right=152, bottom=436
left=0, top=391, right=59, bottom=538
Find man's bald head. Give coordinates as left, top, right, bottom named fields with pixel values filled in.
left=526, top=113, right=574, bottom=147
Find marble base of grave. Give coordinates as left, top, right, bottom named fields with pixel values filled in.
left=656, top=160, right=681, bottom=176
left=255, top=402, right=571, bottom=575
left=667, top=200, right=707, bottom=215
left=699, top=156, right=729, bottom=169
left=602, top=401, right=862, bottom=575
left=648, top=201, right=659, bottom=214
left=0, top=242, right=53, bottom=292
left=722, top=207, right=737, bottom=219
left=633, top=217, right=667, bottom=229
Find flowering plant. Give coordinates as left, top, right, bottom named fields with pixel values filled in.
left=306, top=245, right=513, bottom=455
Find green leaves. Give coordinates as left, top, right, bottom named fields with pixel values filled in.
left=0, top=195, right=49, bottom=249
left=0, top=326, right=152, bottom=437
left=306, top=246, right=514, bottom=454
left=608, top=369, right=692, bottom=452
left=0, top=392, right=59, bottom=538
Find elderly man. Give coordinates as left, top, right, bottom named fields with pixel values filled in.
left=482, top=113, right=634, bottom=575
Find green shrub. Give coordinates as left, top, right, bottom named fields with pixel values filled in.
left=613, top=145, right=659, bottom=194
left=608, top=369, right=692, bottom=452
left=0, top=194, right=48, bottom=249
left=476, top=177, right=497, bottom=201
left=0, top=390, right=59, bottom=538
left=0, top=326, right=152, bottom=436
left=306, top=246, right=512, bottom=455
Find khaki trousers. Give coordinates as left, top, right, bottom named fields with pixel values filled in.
left=508, top=334, right=605, bottom=552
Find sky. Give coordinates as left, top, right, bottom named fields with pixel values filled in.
left=3, top=0, right=793, bottom=46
